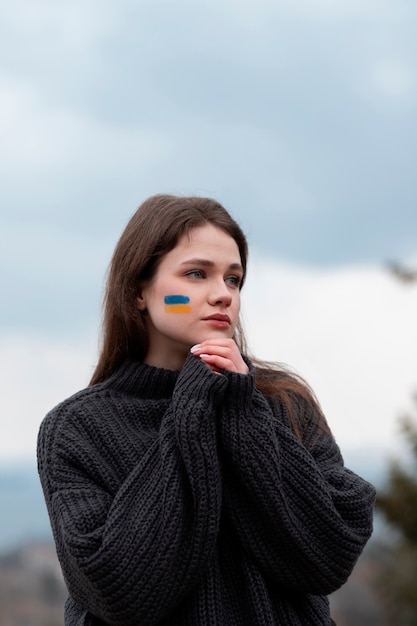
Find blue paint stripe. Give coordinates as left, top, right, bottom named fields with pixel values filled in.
left=164, top=295, right=190, bottom=305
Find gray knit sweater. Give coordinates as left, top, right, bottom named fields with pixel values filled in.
left=37, top=353, right=375, bottom=625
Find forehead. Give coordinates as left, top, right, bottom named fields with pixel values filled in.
left=167, top=224, right=242, bottom=263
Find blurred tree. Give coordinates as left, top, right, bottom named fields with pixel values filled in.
left=386, top=261, right=417, bottom=284
left=375, top=413, right=417, bottom=624
left=374, top=264, right=417, bottom=625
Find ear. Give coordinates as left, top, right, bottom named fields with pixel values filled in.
left=136, top=290, right=147, bottom=311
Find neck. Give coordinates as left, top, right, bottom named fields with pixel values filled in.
left=144, top=347, right=188, bottom=371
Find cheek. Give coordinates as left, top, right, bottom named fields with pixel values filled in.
left=233, top=292, right=241, bottom=310
left=163, top=294, right=191, bottom=314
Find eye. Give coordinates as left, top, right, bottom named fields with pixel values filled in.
left=226, top=275, right=242, bottom=288
left=186, top=270, right=205, bottom=279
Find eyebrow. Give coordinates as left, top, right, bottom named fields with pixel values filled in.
left=180, top=258, right=244, bottom=272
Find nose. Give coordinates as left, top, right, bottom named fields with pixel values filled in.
left=207, top=279, right=232, bottom=307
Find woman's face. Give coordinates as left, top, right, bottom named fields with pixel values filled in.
left=137, top=223, right=244, bottom=370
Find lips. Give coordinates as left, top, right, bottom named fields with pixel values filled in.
left=203, top=314, right=231, bottom=324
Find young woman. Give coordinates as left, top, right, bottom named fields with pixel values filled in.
left=38, top=194, right=375, bottom=626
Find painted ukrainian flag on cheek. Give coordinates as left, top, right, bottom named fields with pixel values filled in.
left=164, top=295, right=191, bottom=314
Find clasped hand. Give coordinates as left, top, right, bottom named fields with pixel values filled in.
left=190, top=339, right=249, bottom=375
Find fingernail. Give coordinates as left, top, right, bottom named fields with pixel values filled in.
left=190, top=344, right=201, bottom=353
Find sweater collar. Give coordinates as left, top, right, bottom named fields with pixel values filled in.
left=104, top=358, right=180, bottom=398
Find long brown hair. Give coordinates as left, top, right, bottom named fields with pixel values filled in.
left=90, top=194, right=327, bottom=439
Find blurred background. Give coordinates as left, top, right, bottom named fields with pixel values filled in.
left=1, top=0, right=417, bottom=624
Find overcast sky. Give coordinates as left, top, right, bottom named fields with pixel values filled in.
left=1, top=0, right=416, bottom=468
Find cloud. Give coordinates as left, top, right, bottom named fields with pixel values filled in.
left=0, top=332, right=96, bottom=462
left=1, top=0, right=114, bottom=57
left=0, top=73, right=172, bottom=180
left=0, top=0, right=416, bottom=268
left=370, top=59, right=414, bottom=98
left=220, top=0, right=399, bottom=23
left=0, top=216, right=110, bottom=334
left=2, top=255, right=416, bottom=464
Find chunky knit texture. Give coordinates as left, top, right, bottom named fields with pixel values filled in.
left=37, top=353, right=375, bottom=626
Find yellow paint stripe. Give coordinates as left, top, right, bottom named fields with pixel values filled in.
left=164, top=304, right=191, bottom=314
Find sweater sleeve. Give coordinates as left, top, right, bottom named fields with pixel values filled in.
left=37, top=356, right=227, bottom=626
left=218, top=364, right=376, bottom=595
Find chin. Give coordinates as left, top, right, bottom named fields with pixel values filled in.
left=207, top=330, right=234, bottom=340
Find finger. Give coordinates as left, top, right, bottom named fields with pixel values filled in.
left=199, top=353, right=248, bottom=375
left=191, top=342, right=238, bottom=360
left=193, top=338, right=237, bottom=351
left=196, top=356, right=222, bottom=374
left=202, top=348, right=245, bottom=371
